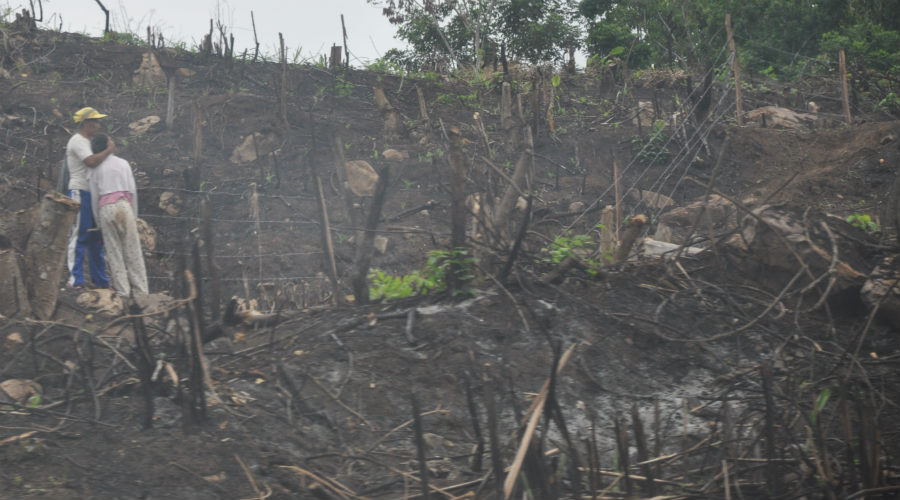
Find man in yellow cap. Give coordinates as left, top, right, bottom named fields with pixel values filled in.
left=65, top=107, right=116, bottom=289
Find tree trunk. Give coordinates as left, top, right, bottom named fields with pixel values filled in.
left=351, top=166, right=391, bottom=305
left=491, top=126, right=533, bottom=244
left=331, top=129, right=364, bottom=231
left=500, top=82, right=519, bottom=154
left=447, top=126, right=469, bottom=293
left=24, top=192, right=80, bottom=319
left=613, top=214, right=648, bottom=264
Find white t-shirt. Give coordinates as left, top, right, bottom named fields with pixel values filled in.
left=88, top=155, right=138, bottom=220
left=66, top=133, right=93, bottom=191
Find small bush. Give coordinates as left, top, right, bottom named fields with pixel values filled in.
left=368, top=248, right=475, bottom=300
left=847, top=213, right=878, bottom=232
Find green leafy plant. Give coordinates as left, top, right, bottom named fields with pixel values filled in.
left=543, top=232, right=593, bottom=264
left=334, top=75, right=354, bottom=97
left=875, top=92, right=900, bottom=113
left=368, top=269, right=426, bottom=300
left=436, top=93, right=455, bottom=105
left=541, top=225, right=610, bottom=277
left=847, top=213, right=878, bottom=232
left=368, top=248, right=475, bottom=300
left=26, top=394, right=41, bottom=408
left=632, top=119, right=670, bottom=166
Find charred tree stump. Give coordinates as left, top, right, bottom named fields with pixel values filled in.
left=500, top=82, right=519, bottom=154
left=446, top=125, right=469, bottom=293
left=0, top=247, right=31, bottom=318
left=491, top=127, right=533, bottom=245
left=499, top=195, right=532, bottom=282
left=612, top=214, right=648, bottom=264
left=329, top=45, right=343, bottom=70
left=416, top=85, right=429, bottom=123
left=200, top=199, right=222, bottom=320
left=374, top=87, right=403, bottom=141
left=760, top=363, right=782, bottom=495
left=183, top=265, right=208, bottom=428
left=631, top=404, right=657, bottom=496
left=465, top=378, right=485, bottom=473
left=614, top=414, right=633, bottom=497
left=599, top=206, right=616, bottom=257
left=351, top=165, right=391, bottom=305
left=24, top=192, right=80, bottom=319
left=484, top=375, right=505, bottom=495
left=331, top=129, right=364, bottom=231
left=132, top=302, right=156, bottom=429
left=411, top=393, right=431, bottom=500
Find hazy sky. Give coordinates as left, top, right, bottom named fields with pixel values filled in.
left=33, top=0, right=401, bottom=64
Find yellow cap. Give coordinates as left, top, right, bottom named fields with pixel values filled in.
left=73, top=107, right=108, bottom=123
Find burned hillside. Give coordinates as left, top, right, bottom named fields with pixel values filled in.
left=1, top=24, right=899, bottom=500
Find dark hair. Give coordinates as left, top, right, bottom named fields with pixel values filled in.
left=90, top=134, right=109, bottom=154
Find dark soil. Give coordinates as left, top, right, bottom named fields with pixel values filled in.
left=1, top=27, right=899, bottom=500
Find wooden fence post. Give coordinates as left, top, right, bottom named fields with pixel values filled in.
left=840, top=50, right=852, bottom=124
left=725, top=14, right=743, bottom=126
left=613, top=151, right=622, bottom=243
left=165, top=72, right=176, bottom=129
left=279, top=33, right=288, bottom=127
left=200, top=199, right=221, bottom=320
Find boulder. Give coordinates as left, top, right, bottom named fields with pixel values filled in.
left=860, top=254, right=900, bottom=329
left=745, top=106, right=817, bottom=129
left=726, top=205, right=874, bottom=299
left=0, top=378, right=41, bottom=403
left=76, top=289, right=124, bottom=316
left=382, top=149, right=408, bottom=161
left=629, top=188, right=675, bottom=210
left=654, top=194, right=739, bottom=245
left=158, top=191, right=182, bottom=215
left=128, top=115, right=161, bottom=135
left=345, top=160, right=379, bottom=197
left=136, top=218, right=156, bottom=252
left=230, top=131, right=280, bottom=164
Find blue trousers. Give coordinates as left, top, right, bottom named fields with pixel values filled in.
left=67, top=189, right=110, bottom=288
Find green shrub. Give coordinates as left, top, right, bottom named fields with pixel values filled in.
left=541, top=226, right=610, bottom=277
left=847, top=213, right=878, bottom=232
left=368, top=248, right=475, bottom=300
